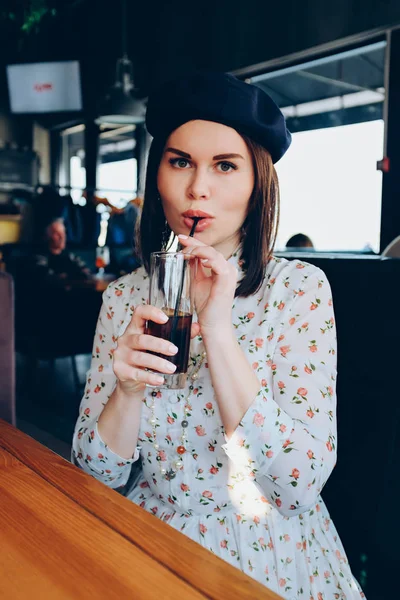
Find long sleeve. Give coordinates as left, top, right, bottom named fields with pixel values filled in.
left=72, top=280, right=139, bottom=489
left=222, top=266, right=337, bottom=517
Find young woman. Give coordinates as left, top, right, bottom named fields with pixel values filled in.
left=72, top=72, right=365, bottom=599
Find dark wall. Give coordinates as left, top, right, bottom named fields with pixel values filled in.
left=133, top=0, right=400, bottom=89
left=2, top=0, right=400, bottom=114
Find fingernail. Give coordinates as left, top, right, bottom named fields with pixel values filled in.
left=166, top=363, right=177, bottom=373
left=156, top=376, right=165, bottom=384
left=178, top=234, right=188, bottom=239
left=201, top=258, right=209, bottom=264
left=169, top=344, right=178, bottom=354
left=160, top=313, right=169, bottom=322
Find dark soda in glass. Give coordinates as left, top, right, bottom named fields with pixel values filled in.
left=145, top=308, right=192, bottom=373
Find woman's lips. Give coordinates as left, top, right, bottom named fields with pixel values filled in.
left=182, top=216, right=214, bottom=232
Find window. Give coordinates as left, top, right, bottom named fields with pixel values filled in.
left=97, top=124, right=137, bottom=209
left=59, top=124, right=86, bottom=204
left=250, top=40, right=386, bottom=252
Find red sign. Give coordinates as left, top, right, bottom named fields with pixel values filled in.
left=33, top=83, right=53, bottom=92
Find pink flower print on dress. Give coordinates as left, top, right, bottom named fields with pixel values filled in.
left=291, top=468, right=300, bottom=480
left=280, top=345, right=291, bottom=357
left=195, top=425, right=206, bottom=436
left=253, top=413, right=265, bottom=427
left=157, top=450, right=167, bottom=461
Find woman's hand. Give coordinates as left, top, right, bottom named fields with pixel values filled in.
left=178, top=235, right=238, bottom=335
left=113, top=304, right=200, bottom=393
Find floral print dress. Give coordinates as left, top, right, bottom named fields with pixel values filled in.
left=72, top=251, right=365, bottom=600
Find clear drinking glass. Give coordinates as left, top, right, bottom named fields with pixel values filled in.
left=145, top=251, right=196, bottom=390
left=95, top=245, right=110, bottom=276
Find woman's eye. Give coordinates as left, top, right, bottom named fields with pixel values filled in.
left=217, top=161, right=237, bottom=173
left=170, top=158, right=190, bottom=169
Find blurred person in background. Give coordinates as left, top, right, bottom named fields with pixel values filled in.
left=285, top=232, right=314, bottom=249
left=30, top=218, right=93, bottom=291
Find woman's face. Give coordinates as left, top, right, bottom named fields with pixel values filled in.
left=157, top=120, right=254, bottom=258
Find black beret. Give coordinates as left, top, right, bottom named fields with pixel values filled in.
left=146, top=72, right=291, bottom=163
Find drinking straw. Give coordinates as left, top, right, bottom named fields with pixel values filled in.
left=170, top=217, right=200, bottom=342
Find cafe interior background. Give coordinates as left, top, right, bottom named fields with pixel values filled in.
left=0, top=1, right=399, bottom=597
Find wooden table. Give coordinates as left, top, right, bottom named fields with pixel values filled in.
left=0, top=420, right=282, bottom=599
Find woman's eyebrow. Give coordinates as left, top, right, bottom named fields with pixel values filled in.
left=213, top=153, right=244, bottom=160
left=166, top=148, right=244, bottom=161
left=165, top=147, right=191, bottom=158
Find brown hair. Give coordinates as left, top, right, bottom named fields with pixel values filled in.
left=138, top=132, right=280, bottom=298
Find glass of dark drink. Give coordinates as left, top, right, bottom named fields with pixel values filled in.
left=145, top=251, right=196, bottom=389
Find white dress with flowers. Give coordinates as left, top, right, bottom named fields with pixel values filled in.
left=72, top=251, right=365, bottom=600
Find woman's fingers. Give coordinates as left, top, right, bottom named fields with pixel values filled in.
left=127, top=333, right=178, bottom=356
left=115, top=363, right=165, bottom=387
left=178, top=234, right=207, bottom=247
left=178, top=234, right=233, bottom=273
left=127, top=303, right=169, bottom=333
left=190, top=322, right=201, bottom=339
left=114, top=307, right=181, bottom=386
left=184, top=245, right=237, bottom=279
left=125, top=348, right=177, bottom=374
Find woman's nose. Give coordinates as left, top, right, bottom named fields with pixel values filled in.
left=187, top=169, right=211, bottom=200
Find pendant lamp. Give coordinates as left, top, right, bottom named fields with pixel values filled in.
left=95, top=0, right=146, bottom=125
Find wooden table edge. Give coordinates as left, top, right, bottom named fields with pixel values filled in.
left=0, top=420, right=282, bottom=600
